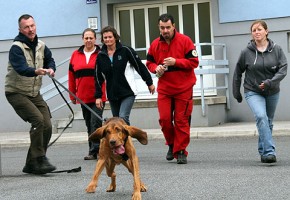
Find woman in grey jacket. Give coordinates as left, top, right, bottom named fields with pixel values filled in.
left=233, top=20, right=287, bottom=163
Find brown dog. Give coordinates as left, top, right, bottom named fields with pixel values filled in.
left=85, top=117, right=148, bottom=200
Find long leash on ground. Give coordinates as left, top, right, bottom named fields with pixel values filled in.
left=46, top=74, right=103, bottom=174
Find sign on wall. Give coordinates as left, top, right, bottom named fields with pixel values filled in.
left=87, top=0, right=97, bottom=4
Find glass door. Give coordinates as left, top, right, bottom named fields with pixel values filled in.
left=115, top=1, right=215, bottom=96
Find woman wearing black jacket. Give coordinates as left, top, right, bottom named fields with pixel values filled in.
left=95, top=26, right=155, bottom=125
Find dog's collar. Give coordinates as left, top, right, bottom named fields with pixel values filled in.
left=124, top=135, right=128, bottom=144
left=121, top=136, right=129, bottom=161
left=121, top=153, right=129, bottom=161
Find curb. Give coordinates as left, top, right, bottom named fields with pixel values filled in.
left=1, top=122, right=290, bottom=147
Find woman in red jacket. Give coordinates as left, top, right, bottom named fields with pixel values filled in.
left=68, top=28, right=106, bottom=160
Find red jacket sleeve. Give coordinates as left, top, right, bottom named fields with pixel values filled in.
left=68, top=52, right=76, bottom=101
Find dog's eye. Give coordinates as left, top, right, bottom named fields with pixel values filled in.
left=105, top=129, right=111, bottom=135
left=118, top=132, right=123, bottom=137
left=115, top=127, right=121, bottom=132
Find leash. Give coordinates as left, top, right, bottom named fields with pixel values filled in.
left=45, top=74, right=104, bottom=174
left=47, top=74, right=103, bottom=122
left=51, top=166, right=81, bottom=173
left=47, top=76, right=74, bottom=147
left=46, top=74, right=104, bottom=148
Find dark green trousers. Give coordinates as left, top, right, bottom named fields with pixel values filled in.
left=5, top=92, right=52, bottom=163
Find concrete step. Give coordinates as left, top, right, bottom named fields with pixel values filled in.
left=53, top=96, right=227, bottom=133
left=53, top=110, right=86, bottom=133
left=53, top=109, right=111, bottom=133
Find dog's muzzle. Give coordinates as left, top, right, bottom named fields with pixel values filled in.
left=110, top=140, right=125, bottom=155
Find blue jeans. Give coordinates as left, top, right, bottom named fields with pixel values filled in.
left=245, top=91, right=279, bottom=156
left=109, top=95, right=135, bottom=125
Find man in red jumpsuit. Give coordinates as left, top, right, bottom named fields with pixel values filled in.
left=146, top=13, right=199, bottom=164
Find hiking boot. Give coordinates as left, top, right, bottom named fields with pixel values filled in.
left=31, top=156, right=56, bottom=174
left=261, top=155, right=277, bottom=163
left=22, top=163, right=33, bottom=174
left=166, top=145, right=174, bottom=161
left=177, top=151, right=187, bottom=164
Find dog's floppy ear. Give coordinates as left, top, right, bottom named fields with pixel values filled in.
left=89, top=125, right=107, bottom=142
left=124, top=125, right=148, bottom=145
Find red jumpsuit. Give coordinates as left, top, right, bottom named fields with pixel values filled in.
left=146, top=31, right=199, bottom=157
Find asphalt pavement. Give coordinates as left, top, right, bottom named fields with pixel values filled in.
left=1, top=121, right=290, bottom=200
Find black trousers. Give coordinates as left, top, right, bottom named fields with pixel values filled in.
left=81, top=102, right=105, bottom=155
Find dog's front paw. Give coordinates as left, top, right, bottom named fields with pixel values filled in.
left=140, top=183, right=147, bottom=192
left=106, top=183, right=116, bottom=192
left=85, top=183, right=96, bottom=193
left=132, top=192, right=141, bottom=200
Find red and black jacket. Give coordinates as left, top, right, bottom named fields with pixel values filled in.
left=68, top=45, right=106, bottom=103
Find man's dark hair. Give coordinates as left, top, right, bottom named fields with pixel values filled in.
left=100, top=25, right=120, bottom=43
left=18, top=14, right=33, bottom=27
left=158, top=13, right=174, bottom=24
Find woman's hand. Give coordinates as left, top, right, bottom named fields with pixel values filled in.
left=95, top=98, right=103, bottom=109
left=71, top=99, right=77, bottom=104
left=259, top=82, right=265, bottom=91
left=148, top=84, right=155, bottom=95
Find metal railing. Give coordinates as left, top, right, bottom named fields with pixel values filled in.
left=40, top=57, right=71, bottom=113
left=41, top=43, right=230, bottom=117
left=195, top=43, right=230, bottom=116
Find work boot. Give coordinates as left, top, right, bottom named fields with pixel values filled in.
left=31, top=156, right=56, bottom=174
left=177, top=150, right=187, bottom=164
left=22, top=163, right=33, bottom=174
left=166, top=145, right=174, bottom=161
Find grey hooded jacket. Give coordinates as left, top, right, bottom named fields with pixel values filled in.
left=232, top=38, right=287, bottom=102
